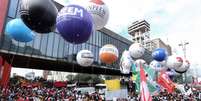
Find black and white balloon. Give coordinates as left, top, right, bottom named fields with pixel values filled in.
left=166, top=55, right=183, bottom=69
left=76, top=50, right=94, bottom=67
left=120, top=50, right=132, bottom=74
left=174, top=59, right=190, bottom=74
left=20, top=0, right=58, bottom=33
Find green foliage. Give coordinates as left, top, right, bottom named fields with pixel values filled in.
left=66, top=73, right=104, bottom=84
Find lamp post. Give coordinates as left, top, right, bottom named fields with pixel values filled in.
left=178, top=41, right=189, bottom=83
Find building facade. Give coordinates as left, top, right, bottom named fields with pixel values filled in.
left=128, top=20, right=150, bottom=45
left=0, top=0, right=152, bottom=75
left=128, top=20, right=172, bottom=55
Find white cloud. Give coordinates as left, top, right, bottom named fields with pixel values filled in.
left=104, top=0, right=201, bottom=68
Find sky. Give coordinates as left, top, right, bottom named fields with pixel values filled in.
left=12, top=0, right=201, bottom=77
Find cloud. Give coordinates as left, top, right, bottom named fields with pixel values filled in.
left=103, top=0, right=201, bottom=73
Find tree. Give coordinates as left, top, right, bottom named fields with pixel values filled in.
left=73, top=73, right=104, bottom=84
left=66, top=74, right=75, bottom=82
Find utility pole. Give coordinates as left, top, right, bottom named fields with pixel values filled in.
left=178, top=41, right=189, bottom=83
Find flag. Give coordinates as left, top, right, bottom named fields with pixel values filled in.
left=157, top=72, right=175, bottom=93
left=105, top=79, right=120, bottom=91
left=134, top=65, right=158, bottom=95
left=140, top=63, right=152, bottom=101
left=0, top=61, right=12, bottom=88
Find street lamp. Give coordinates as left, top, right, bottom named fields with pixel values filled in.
left=178, top=41, right=189, bottom=83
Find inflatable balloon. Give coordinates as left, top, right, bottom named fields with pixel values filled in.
left=152, top=48, right=168, bottom=62
left=174, top=59, right=190, bottom=73
left=20, top=0, right=58, bottom=33
left=120, top=50, right=132, bottom=74
left=129, top=43, right=145, bottom=58
left=84, top=0, right=109, bottom=30
left=56, top=4, right=93, bottom=44
left=149, top=60, right=166, bottom=72
left=5, top=19, right=35, bottom=42
left=76, top=50, right=94, bottom=67
left=166, top=55, right=183, bottom=69
left=134, top=59, right=147, bottom=72
left=99, top=44, right=119, bottom=64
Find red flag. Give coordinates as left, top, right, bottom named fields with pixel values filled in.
left=0, top=61, right=12, bottom=88
left=140, top=63, right=152, bottom=101
left=157, top=72, right=175, bottom=93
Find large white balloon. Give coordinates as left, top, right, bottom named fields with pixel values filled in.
left=129, top=43, right=145, bottom=58
left=76, top=50, right=94, bottom=67
left=166, top=55, right=183, bottom=69
left=120, top=50, right=132, bottom=74
left=84, top=0, right=109, bottom=30
left=149, top=60, right=166, bottom=72
left=174, top=59, right=190, bottom=73
left=99, top=44, right=119, bottom=64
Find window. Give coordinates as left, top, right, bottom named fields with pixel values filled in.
left=8, top=0, right=19, bottom=18
left=46, top=33, right=54, bottom=57
left=40, top=34, right=49, bottom=56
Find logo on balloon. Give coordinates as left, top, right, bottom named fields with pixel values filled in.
left=176, top=57, right=183, bottom=63
left=76, top=50, right=94, bottom=67
left=88, top=4, right=105, bottom=18
left=84, top=0, right=109, bottom=30
left=56, top=4, right=93, bottom=44
left=58, top=6, right=84, bottom=18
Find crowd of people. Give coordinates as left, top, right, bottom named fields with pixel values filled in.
left=1, top=76, right=201, bottom=101
left=1, top=86, right=201, bottom=101
left=0, top=86, right=103, bottom=101
left=151, top=90, right=201, bottom=101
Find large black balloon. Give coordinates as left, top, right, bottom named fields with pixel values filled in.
left=19, top=0, right=58, bottom=33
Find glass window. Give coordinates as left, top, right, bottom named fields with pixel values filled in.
left=24, top=38, right=34, bottom=55
left=68, top=43, right=74, bottom=55
left=32, top=34, right=42, bottom=55
left=52, top=34, right=59, bottom=57
left=57, top=37, right=65, bottom=58
left=46, top=33, right=54, bottom=57
left=8, top=0, right=19, bottom=18
left=40, top=34, right=48, bottom=56
left=63, top=41, right=69, bottom=57
left=16, top=0, right=21, bottom=18
left=17, top=41, right=26, bottom=53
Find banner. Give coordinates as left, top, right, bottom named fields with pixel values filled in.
left=0, top=61, right=12, bottom=88
left=105, top=79, right=120, bottom=91
left=140, top=64, right=152, bottom=101
left=134, top=66, right=158, bottom=95
left=157, top=72, right=175, bottom=93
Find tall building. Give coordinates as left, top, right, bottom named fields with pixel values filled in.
left=128, top=20, right=150, bottom=45
left=150, top=38, right=172, bottom=55
left=145, top=38, right=172, bottom=55
left=128, top=20, right=172, bottom=55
